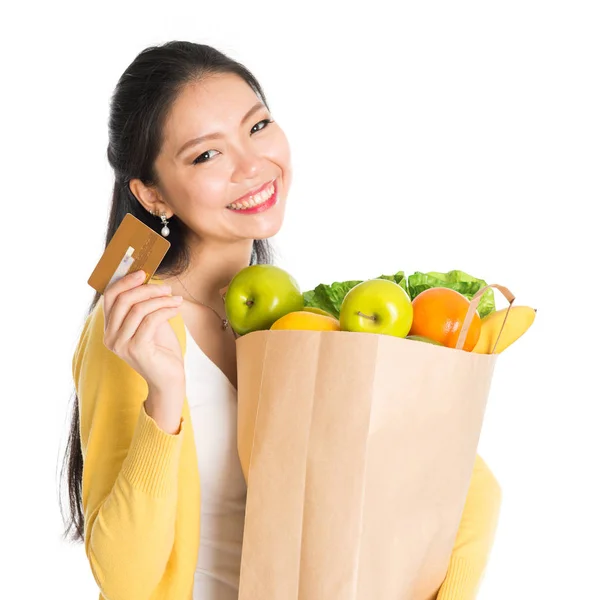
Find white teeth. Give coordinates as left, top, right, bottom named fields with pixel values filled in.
left=227, top=182, right=275, bottom=210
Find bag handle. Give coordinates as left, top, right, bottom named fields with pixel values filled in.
left=455, top=284, right=516, bottom=352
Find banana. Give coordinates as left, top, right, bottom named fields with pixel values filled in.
left=472, top=306, right=536, bottom=354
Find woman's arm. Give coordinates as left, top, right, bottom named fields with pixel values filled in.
left=73, top=300, right=185, bottom=600
left=436, top=453, right=503, bottom=599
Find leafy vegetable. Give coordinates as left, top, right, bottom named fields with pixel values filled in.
left=407, top=270, right=495, bottom=317
left=303, top=279, right=362, bottom=319
left=303, top=269, right=495, bottom=319
left=373, top=271, right=408, bottom=293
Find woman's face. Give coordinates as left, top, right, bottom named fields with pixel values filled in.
left=153, top=73, right=292, bottom=244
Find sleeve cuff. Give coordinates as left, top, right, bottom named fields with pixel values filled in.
left=121, top=403, right=184, bottom=497
left=436, top=556, right=483, bottom=600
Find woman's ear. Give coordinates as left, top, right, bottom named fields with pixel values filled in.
left=129, top=178, right=172, bottom=217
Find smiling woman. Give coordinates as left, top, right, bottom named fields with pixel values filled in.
left=129, top=70, right=291, bottom=249
left=60, top=39, right=500, bottom=600
left=60, top=41, right=293, bottom=600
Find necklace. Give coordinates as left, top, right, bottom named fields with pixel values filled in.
left=175, top=275, right=230, bottom=331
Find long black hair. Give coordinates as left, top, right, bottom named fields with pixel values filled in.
left=59, top=41, right=275, bottom=542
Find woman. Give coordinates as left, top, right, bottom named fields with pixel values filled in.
left=61, top=41, right=501, bottom=600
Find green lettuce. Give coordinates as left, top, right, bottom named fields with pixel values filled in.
left=407, top=270, right=495, bottom=317
left=302, top=279, right=362, bottom=319
left=374, top=272, right=409, bottom=293
left=302, top=269, right=494, bottom=319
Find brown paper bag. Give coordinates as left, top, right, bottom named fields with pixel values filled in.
left=236, top=284, right=514, bottom=600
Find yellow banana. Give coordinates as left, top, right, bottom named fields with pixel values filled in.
left=472, top=306, right=536, bottom=354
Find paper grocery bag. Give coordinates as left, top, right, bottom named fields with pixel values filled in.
left=236, top=285, right=513, bottom=600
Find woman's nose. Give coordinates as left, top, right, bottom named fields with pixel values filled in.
left=232, top=148, right=261, bottom=181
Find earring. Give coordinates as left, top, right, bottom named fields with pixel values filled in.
left=159, top=211, right=170, bottom=237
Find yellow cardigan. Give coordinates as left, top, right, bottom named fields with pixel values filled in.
left=72, top=277, right=502, bottom=600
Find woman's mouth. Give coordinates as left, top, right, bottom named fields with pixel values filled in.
left=226, top=179, right=278, bottom=214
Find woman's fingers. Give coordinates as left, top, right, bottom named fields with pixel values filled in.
left=119, top=295, right=183, bottom=343
left=134, top=306, right=184, bottom=347
left=105, top=283, right=172, bottom=341
left=106, top=294, right=182, bottom=355
left=103, top=270, right=146, bottom=322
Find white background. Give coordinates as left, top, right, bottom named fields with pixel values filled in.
left=2, top=0, right=598, bottom=597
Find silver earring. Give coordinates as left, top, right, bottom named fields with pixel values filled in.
left=159, top=211, right=170, bottom=237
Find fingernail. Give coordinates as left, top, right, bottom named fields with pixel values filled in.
left=173, top=295, right=183, bottom=302
left=135, top=270, right=146, bottom=279
left=160, top=285, right=172, bottom=294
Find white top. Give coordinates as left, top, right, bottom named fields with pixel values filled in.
left=184, top=324, right=247, bottom=600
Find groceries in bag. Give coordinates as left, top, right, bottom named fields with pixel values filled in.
left=225, top=266, right=535, bottom=599
left=224, top=266, right=536, bottom=353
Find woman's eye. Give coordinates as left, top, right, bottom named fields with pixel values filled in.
left=251, top=119, right=274, bottom=134
left=193, top=149, right=219, bottom=165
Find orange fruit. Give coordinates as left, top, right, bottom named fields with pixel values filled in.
left=303, top=306, right=337, bottom=319
left=270, top=311, right=341, bottom=331
left=409, top=287, right=481, bottom=351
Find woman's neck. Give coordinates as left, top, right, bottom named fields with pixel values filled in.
left=167, top=238, right=254, bottom=307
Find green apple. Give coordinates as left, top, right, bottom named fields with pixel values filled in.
left=224, top=265, right=304, bottom=335
left=339, top=279, right=413, bottom=337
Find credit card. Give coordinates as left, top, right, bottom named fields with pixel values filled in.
left=87, top=212, right=171, bottom=294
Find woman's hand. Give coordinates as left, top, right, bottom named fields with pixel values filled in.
left=102, top=270, right=186, bottom=432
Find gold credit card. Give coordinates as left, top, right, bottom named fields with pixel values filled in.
left=87, top=212, right=171, bottom=294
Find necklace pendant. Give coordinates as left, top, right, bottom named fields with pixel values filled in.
left=222, top=318, right=229, bottom=330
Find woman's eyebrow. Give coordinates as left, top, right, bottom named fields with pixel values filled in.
left=176, top=101, right=266, bottom=158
